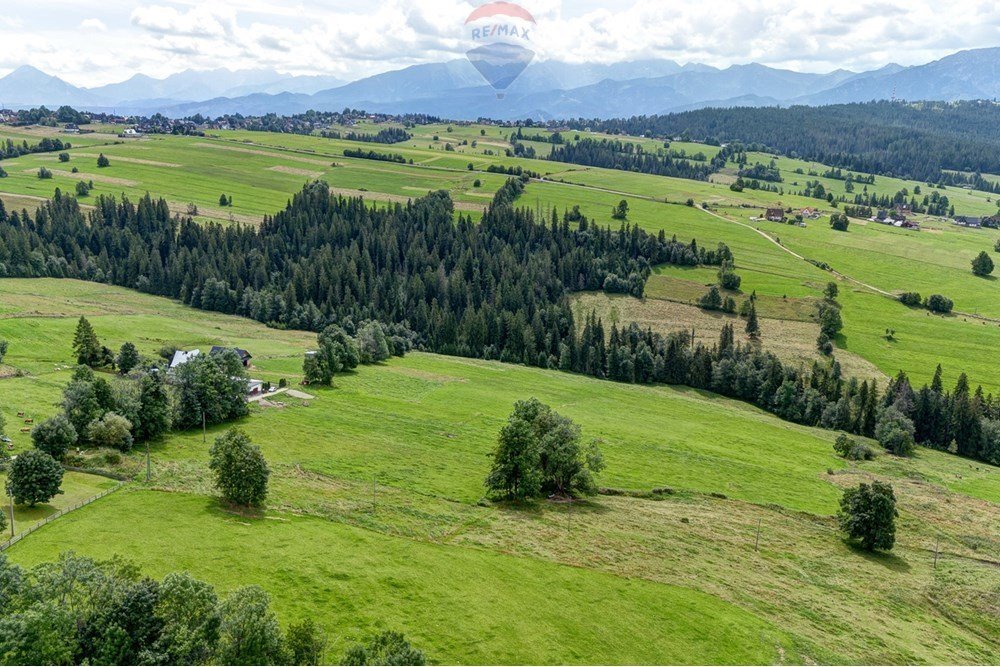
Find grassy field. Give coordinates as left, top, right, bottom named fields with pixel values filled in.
left=0, top=279, right=997, bottom=664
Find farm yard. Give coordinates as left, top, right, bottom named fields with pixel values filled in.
left=0, top=118, right=998, bottom=665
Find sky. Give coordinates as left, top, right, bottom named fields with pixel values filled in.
left=0, top=0, right=998, bottom=87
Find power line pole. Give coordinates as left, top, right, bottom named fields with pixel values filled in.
left=8, top=492, right=14, bottom=539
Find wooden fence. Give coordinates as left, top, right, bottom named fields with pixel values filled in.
left=0, top=482, right=125, bottom=552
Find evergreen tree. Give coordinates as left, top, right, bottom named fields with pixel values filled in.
left=72, top=316, right=102, bottom=366
left=745, top=302, right=760, bottom=339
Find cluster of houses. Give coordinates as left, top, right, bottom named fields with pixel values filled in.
left=872, top=205, right=920, bottom=230
left=168, top=346, right=267, bottom=396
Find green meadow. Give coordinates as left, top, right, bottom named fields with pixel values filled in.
left=0, top=279, right=997, bottom=664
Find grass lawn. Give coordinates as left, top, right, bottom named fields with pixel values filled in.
left=0, top=470, right=119, bottom=537
left=8, top=489, right=799, bottom=665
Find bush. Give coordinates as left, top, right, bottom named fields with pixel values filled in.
left=6, top=449, right=64, bottom=506
left=925, top=294, right=954, bottom=314
left=833, top=433, right=876, bottom=461
left=96, top=153, right=110, bottom=168
left=342, top=631, right=426, bottom=666
left=838, top=481, right=897, bottom=551
left=898, top=292, right=922, bottom=307
left=58, top=152, right=70, bottom=162
left=37, top=167, right=53, bottom=179
left=875, top=406, right=915, bottom=456
left=209, top=428, right=269, bottom=507
left=86, top=412, right=134, bottom=452
left=31, top=414, right=78, bottom=459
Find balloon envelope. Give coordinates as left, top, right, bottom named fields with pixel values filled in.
left=466, top=42, right=535, bottom=91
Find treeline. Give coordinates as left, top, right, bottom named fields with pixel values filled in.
left=0, top=179, right=726, bottom=368
left=0, top=552, right=424, bottom=665
left=563, top=101, right=1000, bottom=184
left=323, top=127, right=411, bottom=144
left=549, top=139, right=713, bottom=180
left=578, top=320, right=999, bottom=465
left=0, top=137, right=72, bottom=160
left=342, top=148, right=408, bottom=163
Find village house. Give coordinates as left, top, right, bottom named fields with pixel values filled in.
left=210, top=346, right=253, bottom=368
left=954, top=216, right=982, bottom=228
left=169, top=349, right=200, bottom=369
left=765, top=207, right=785, bottom=222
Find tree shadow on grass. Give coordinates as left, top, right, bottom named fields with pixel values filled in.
left=489, top=495, right=612, bottom=519
left=843, top=540, right=911, bottom=572
left=205, top=495, right=267, bottom=521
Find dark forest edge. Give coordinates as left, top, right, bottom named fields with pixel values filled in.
left=0, top=180, right=996, bottom=466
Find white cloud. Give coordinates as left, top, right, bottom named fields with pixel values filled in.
left=79, top=18, right=108, bottom=31
left=0, top=0, right=997, bottom=86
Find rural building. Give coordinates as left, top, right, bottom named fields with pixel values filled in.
left=800, top=208, right=820, bottom=219
left=210, top=346, right=253, bottom=367
left=954, top=216, right=982, bottom=228
left=247, top=379, right=265, bottom=395
left=169, top=349, right=200, bottom=369
left=765, top=207, right=784, bottom=222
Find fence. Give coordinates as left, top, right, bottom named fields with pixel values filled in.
left=0, top=482, right=125, bottom=552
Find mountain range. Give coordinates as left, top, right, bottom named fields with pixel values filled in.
left=1, top=48, right=998, bottom=120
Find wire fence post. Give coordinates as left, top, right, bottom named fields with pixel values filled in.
left=754, top=518, right=762, bottom=552
left=934, top=537, right=940, bottom=570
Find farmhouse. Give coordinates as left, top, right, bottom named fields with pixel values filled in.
left=765, top=207, right=784, bottom=222
left=800, top=208, right=820, bottom=219
left=210, top=345, right=253, bottom=368
left=169, top=349, right=200, bottom=369
left=954, top=216, right=982, bottom=228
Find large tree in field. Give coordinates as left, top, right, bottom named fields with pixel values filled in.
left=6, top=449, right=64, bottom=506
left=485, top=398, right=604, bottom=500
left=838, top=481, right=897, bottom=552
left=971, top=250, right=994, bottom=277
left=209, top=429, right=269, bottom=508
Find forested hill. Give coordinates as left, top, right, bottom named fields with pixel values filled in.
left=0, top=179, right=725, bottom=364
left=566, top=101, right=1000, bottom=183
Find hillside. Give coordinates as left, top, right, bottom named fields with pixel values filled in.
left=0, top=278, right=997, bottom=664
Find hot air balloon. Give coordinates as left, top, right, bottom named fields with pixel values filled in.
left=465, top=2, right=536, bottom=99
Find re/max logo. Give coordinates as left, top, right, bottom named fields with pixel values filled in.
left=471, top=24, right=531, bottom=40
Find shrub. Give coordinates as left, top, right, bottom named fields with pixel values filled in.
left=875, top=406, right=915, bottom=456
left=925, top=294, right=954, bottom=314
left=87, top=412, right=134, bottom=452
left=833, top=433, right=876, bottom=461
left=37, top=167, right=53, bottom=179
left=342, top=631, right=426, bottom=666
left=58, top=152, right=70, bottom=162
left=898, top=292, right=922, bottom=307
left=96, top=153, right=110, bottom=168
